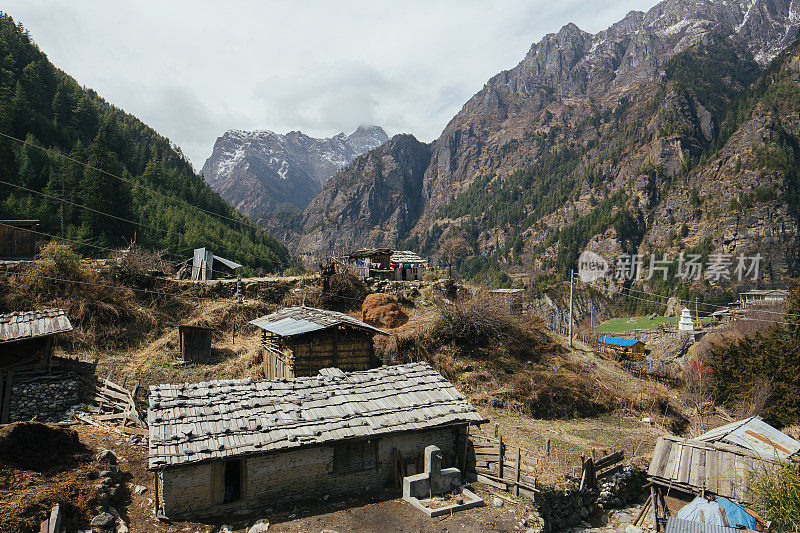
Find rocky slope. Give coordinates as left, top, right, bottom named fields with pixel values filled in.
left=201, top=125, right=387, bottom=220
left=291, top=0, right=800, bottom=288
left=295, top=134, right=431, bottom=256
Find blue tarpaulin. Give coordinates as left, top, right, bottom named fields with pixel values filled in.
left=716, top=497, right=757, bottom=529
left=676, top=497, right=757, bottom=529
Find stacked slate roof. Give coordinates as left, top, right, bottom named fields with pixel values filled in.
left=147, top=362, right=485, bottom=469
left=389, top=250, right=427, bottom=264
left=249, top=306, right=387, bottom=337
left=0, top=308, right=73, bottom=343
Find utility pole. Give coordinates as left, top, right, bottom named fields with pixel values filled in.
left=569, top=269, right=574, bottom=347
left=695, top=296, right=699, bottom=329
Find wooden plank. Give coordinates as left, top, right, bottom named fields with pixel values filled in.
left=1, top=369, right=14, bottom=424
left=595, top=450, right=624, bottom=470
left=678, top=446, right=693, bottom=484
left=47, top=503, right=61, bottom=533
left=514, top=447, right=521, bottom=497
left=597, top=465, right=623, bottom=481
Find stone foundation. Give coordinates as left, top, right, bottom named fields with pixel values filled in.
left=8, top=378, right=80, bottom=422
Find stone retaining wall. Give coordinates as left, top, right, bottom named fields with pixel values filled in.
left=8, top=378, right=80, bottom=422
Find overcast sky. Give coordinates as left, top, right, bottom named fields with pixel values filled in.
left=4, top=1, right=659, bottom=170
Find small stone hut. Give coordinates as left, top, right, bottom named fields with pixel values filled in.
left=249, top=306, right=388, bottom=379
left=178, top=325, right=213, bottom=362
left=0, top=219, right=38, bottom=258
left=0, top=309, right=73, bottom=367
left=147, top=362, right=486, bottom=519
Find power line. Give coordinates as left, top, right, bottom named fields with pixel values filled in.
left=0, top=131, right=274, bottom=239
left=0, top=178, right=283, bottom=268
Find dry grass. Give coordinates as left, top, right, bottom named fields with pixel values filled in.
left=748, top=461, right=800, bottom=531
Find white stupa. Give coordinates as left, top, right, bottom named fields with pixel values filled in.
left=678, top=308, right=694, bottom=332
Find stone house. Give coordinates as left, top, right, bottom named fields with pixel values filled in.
left=337, top=248, right=428, bottom=281
left=0, top=308, right=73, bottom=367
left=249, top=306, right=388, bottom=379
left=147, top=362, right=485, bottom=519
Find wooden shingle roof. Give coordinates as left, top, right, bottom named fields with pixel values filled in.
left=0, top=308, right=73, bottom=344
left=147, top=362, right=485, bottom=469
left=249, top=306, right=387, bottom=337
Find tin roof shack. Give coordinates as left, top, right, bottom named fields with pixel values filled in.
left=0, top=309, right=73, bottom=367
left=147, top=362, right=486, bottom=519
left=190, top=247, right=242, bottom=281
left=0, top=219, right=38, bottom=259
left=178, top=325, right=213, bottom=363
left=597, top=336, right=646, bottom=360
left=647, top=417, right=800, bottom=531
left=488, top=288, right=524, bottom=316
left=249, top=307, right=388, bottom=379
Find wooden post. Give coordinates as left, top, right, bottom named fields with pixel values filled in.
left=498, top=435, right=504, bottom=480
left=461, top=426, right=469, bottom=482
left=514, top=446, right=521, bottom=496
left=494, top=422, right=500, bottom=438
left=1, top=369, right=14, bottom=424
left=546, top=438, right=551, bottom=457
left=651, top=486, right=659, bottom=532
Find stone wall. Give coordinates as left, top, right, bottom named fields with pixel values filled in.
left=8, top=378, right=80, bottom=422
left=159, top=426, right=462, bottom=519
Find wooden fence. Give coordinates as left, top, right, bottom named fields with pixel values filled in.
left=466, top=425, right=625, bottom=500
left=77, top=374, right=146, bottom=432
left=467, top=426, right=541, bottom=499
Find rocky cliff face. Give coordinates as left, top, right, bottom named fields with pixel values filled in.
left=201, top=125, right=388, bottom=220
left=295, top=134, right=431, bottom=256
left=291, top=0, right=800, bottom=287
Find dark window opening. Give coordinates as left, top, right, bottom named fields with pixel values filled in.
left=334, top=440, right=378, bottom=474
left=223, top=460, right=242, bottom=503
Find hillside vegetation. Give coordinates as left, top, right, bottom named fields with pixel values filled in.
left=0, top=14, right=287, bottom=270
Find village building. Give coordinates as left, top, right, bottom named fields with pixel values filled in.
left=487, top=288, right=524, bottom=316
left=338, top=249, right=428, bottom=281
left=190, top=247, right=242, bottom=280
left=0, top=219, right=38, bottom=259
left=147, top=362, right=485, bottom=519
left=739, top=288, right=789, bottom=305
left=647, top=416, right=800, bottom=531
left=0, top=309, right=73, bottom=367
left=249, top=306, right=388, bottom=379
left=596, top=336, right=646, bottom=360
left=178, top=324, right=213, bottom=363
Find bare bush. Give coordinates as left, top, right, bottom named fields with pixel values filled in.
left=110, top=243, right=173, bottom=284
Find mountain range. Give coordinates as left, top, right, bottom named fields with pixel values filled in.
left=201, top=125, right=388, bottom=223
left=287, top=0, right=800, bottom=289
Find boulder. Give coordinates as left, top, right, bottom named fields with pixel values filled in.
left=247, top=519, right=270, bottom=532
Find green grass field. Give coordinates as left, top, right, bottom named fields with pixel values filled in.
left=594, top=315, right=713, bottom=333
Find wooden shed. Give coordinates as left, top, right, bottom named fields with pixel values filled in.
left=0, top=309, right=73, bottom=367
left=647, top=417, right=800, bottom=531
left=178, top=325, right=213, bottom=362
left=0, top=220, right=38, bottom=258
left=597, top=336, right=646, bottom=360
left=249, top=306, right=388, bottom=379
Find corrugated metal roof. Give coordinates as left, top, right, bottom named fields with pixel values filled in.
left=213, top=255, right=242, bottom=270
left=147, top=362, right=486, bottom=469
left=0, top=308, right=73, bottom=344
left=249, top=306, right=388, bottom=337
left=666, top=518, right=746, bottom=533
left=598, top=336, right=641, bottom=347
left=695, top=416, right=800, bottom=461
